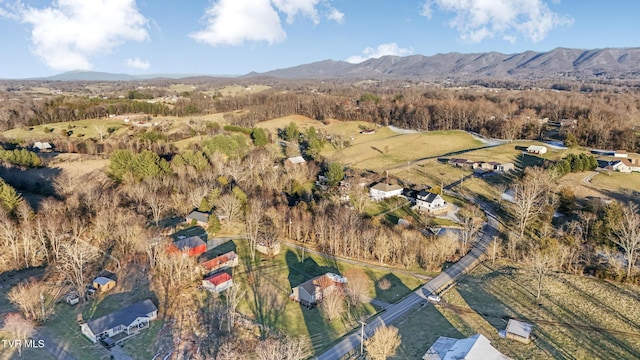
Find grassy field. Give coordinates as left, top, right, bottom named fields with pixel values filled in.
left=225, top=239, right=424, bottom=356
left=588, top=171, right=640, bottom=195
left=392, top=261, right=640, bottom=360
left=322, top=130, right=484, bottom=171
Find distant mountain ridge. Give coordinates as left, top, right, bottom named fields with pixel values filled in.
left=253, top=47, right=640, bottom=81
left=27, top=47, right=640, bottom=82
left=35, top=70, right=223, bottom=82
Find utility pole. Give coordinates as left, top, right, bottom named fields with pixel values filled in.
left=40, top=293, right=45, bottom=321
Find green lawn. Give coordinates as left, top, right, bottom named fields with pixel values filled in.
left=393, top=261, right=640, bottom=360
left=227, top=239, right=423, bottom=356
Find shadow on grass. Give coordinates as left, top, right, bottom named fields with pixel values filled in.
left=393, top=305, right=465, bottom=360
left=457, top=263, right=640, bottom=360
left=371, top=272, right=411, bottom=304
left=285, top=250, right=340, bottom=355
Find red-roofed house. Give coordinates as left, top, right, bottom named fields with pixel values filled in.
left=202, top=272, right=233, bottom=293
left=200, top=251, right=239, bottom=272
left=168, top=236, right=207, bottom=257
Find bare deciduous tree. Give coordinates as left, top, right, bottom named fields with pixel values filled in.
left=344, top=268, right=371, bottom=306
left=255, top=335, right=312, bottom=360
left=458, top=205, right=483, bottom=256
left=245, top=199, right=265, bottom=261
left=610, top=202, right=640, bottom=279
left=225, top=283, right=245, bottom=332
left=512, top=167, right=553, bottom=239
left=320, top=290, right=345, bottom=322
left=526, top=247, right=557, bottom=301
left=218, top=194, right=242, bottom=230
left=1, top=313, right=35, bottom=357
left=57, top=239, right=99, bottom=299
left=364, top=324, right=402, bottom=360
left=8, top=278, right=61, bottom=323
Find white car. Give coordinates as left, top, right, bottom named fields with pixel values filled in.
left=427, top=294, right=441, bottom=304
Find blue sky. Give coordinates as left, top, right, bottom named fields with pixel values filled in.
left=0, top=0, right=638, bottom=78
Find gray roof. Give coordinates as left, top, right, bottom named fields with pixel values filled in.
left=173, top=236, right=206, bottom=250
left=506, top=319, right=533, bottom=338
left=418, top=192, right=442, bottom=203
left=85, top=299, right=157, bottom=335
left=186, top=211, right=209, bottom=223
left=93, top=277, right=114, bottom=286
left=371, top=182, right=403, bottom=192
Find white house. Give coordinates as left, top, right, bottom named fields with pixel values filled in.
left=613, top=150, right=629, bottom=158
left=369, top=183, right=403, bottom=201
left=415, top=191, right=447, bottom=214
left=80, top=299, right=157, bottom=343
left=495, top=163, right=515, bottom=172
left=33, top=141, right=52, bottom=152
left=423, top=334, right=511, bottom=360
left=526, top=145, right=547, bottom=155
left=609, top=160, right=631, bottom=173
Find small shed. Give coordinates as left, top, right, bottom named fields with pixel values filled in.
left=505, top=319, right=533, bottom=344
left=202, top=272, right=233, bottom=293
left=92, top=277, right=116, bottom=292
left=285, top=156, right=306, bottom=166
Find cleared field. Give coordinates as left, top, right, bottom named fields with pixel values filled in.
left=588, top=171, right=640, bottom=195
left=255, top=114, right=325, bottom=132
left=202, top=84, right=271, bottom=97
left=323, top=130, right=484, bottom=171
left=393, top=262, right=640, bottom=360
left=3, top=118, right=126, bottom=142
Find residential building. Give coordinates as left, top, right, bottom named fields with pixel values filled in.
left=495, top=163, right=515, bottom=172
left=369, top=182, right=404, bottom=201
left=526, top=145, right=547, bottom=155
left=423, top=334, right=511, bottom=360
left=415, top=191, right=447, bottom=214
left=80, top=299, right=157, bottom=343
left=290, top=273, right=347, bottom=307
left=186, top=210, right=210, bottom=227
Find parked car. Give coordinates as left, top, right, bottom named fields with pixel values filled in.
left=427, top=294, right=442, bottom=304
left=100, top=337, right=115, bottom=349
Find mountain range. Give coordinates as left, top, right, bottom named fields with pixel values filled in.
left=255, top=47, right=640, bottom=81
left=34, top=47, right=640, bottom=82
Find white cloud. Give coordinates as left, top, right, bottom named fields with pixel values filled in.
left=190, top=0, right=344, bottom=47
left=272, top=0, right=320, bottom=24
left=326, top=6, right=344, bottom=24
left=8, top=0, right=148, bottom=70
left=422, top=0, right=573, bottom=43
left=346, top=43, right=414, bottom=64
left=190, top=0, right=285, bottom=46
left=125, top=57, right=150, bottom=70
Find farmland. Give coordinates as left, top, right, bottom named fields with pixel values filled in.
left=392, top=262, right=640, bottom=360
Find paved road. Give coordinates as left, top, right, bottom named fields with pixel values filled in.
left=316, top=201, right=499, bottom=360
left=30, top=331, right=79, bottom=360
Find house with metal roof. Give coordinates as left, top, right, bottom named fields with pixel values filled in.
left=80, top=299, right=157, bottom=343
left=423, top=334, right=511, bottom=360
